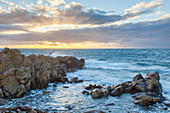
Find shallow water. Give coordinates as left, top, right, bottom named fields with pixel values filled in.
left=1, top=49, right=170, bottom=112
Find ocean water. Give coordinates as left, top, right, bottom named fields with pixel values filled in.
left=1, top=49, right=170, bottom=112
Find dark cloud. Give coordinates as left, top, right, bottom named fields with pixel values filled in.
left=0, top=16, right=170, bottom=48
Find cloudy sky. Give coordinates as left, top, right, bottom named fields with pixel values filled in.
left=0, top=0, right=170, bottom=48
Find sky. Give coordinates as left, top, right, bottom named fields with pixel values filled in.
left=0, top=0, right=170, bottom=49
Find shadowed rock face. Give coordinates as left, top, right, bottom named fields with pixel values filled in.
left=0, top=48, right=85, bottom=98
left=85, top=72, right=164, bottom=105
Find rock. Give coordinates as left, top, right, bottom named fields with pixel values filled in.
left=84, top=110, right=105, bottom=113
left=85, top=84, right=102, bottom=90
left=65, top=105, right=75, bottom=110
left=133, top=74, right=144, bottom=82
left=133, top=93, right=160, bottom=105
left=16, top=84, right=26, bottom=98
left=0, top=108, right=8, bottom=111
left=30, top=110, right=37, bottom=113
left=0, top=88, right=4, bottom=98
left=63, top=86, right=69, bottom=88
left=0, top=98, right=6, bottom=105
left=164, top=101, right=170, bottom=107
left=91, top=88, right=105, bottom=99
left=145, top=72, right=162, bottom=95
left=2, top=68, right=20, bottom=97
left=110, top=86, right=123, bottom=96
left=105, top=103, right=115, bottom=106
left=20, top=106, right=31, bottom=111
left=0, top=48, right=85, bottom=98
left=82, top=90, right=90, bottom=95
left=163, top=105, right=168, bottom=110
left=43, top=91, right=51, bottom=94
left=69, top=77, right=83, bottom=83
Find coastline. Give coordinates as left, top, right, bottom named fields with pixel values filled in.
left=0, top=47, right=169, bottom=112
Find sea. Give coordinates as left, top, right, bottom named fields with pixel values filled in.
left=1, top=49, right=170, bottom=113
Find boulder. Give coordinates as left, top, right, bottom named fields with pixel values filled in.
left=91, top=88, right=105, bottom=99
left=145, top=72, right=162, bottom=95
left=0, top=98, right=6, bottom=105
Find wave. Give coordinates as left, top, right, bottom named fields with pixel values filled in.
left=85, top=59, right=168, bottom=71
left=50, top=52, right=70, bottom=57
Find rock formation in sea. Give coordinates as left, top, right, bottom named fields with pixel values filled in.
left=0, top=48, right=85, bottom=99
left=84, top=72, right=164, bottom=106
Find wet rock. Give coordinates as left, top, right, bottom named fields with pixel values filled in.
left=43, top=90, right=51, bottom=94
left=85, top=72, right=163, bottom=106
left=145, top=72, right=162, bottom=95
left=90, top=88, right=106, bottom=99
left=20, top=106, right=31, bottom=111
left=133, top=74, right=144, bottom=82
left=63, top=86, right=69, bottom=88
left=82, top=90, right=90, bottom=95
left=164, top=101, right=170, bottom=107
left=69, top=77, right=83, bottom=83
left=65, top=105, right=75, bottom=110
left=105, top=103, right=115, bottom=106
left=30, top=110, right=37, bottom=113
left=0, top=98, right=6, bottom=105
left=163, top=105, right=168, bottom=110
left=111, top=86, right=123, bottom=96
left=85, top=84, right=102, bottom=90
left=84, top=110, right=105, bottom=113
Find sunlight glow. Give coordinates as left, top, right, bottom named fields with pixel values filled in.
left=29, top=24, right=97, bottom=33
left=0, top=31, right=28, bottom=35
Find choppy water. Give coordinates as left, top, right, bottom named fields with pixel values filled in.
left=1, top=49, right=170, bottom=113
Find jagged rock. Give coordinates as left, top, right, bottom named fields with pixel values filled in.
left=86, top=72, right=163, bottom=106
left=145, top=72, right=162, bottom=95
left=0, top=48, right=85, bottom=98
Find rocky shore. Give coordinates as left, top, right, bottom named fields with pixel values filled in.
left=0, top=48, right=85, bottom=99
left=83, top=72, right=169, bottom=107
left=0, top=48, right=169, bottom=112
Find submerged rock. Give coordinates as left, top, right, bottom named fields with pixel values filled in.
left=0, top=48, right=85, bottom=98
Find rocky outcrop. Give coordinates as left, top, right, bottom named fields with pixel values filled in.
left=0, top=48, right=85, bottom=98
left=85, top=72, right=164, bottom=105
left=0, top=106, right=46, bottom=113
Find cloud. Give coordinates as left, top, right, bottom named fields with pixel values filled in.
left=0, top=0, right=162, bottom=25
left=125, top=0, right=163, bottom=14
left=0, top=0, right=169, bottom=48
left=37, top=0, right=43, bottom=5
left=47, top=0, right=65, bottom=6
left=1, top=0, right=14, bottom=6
left=0, top=15, right=170, bottom=48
